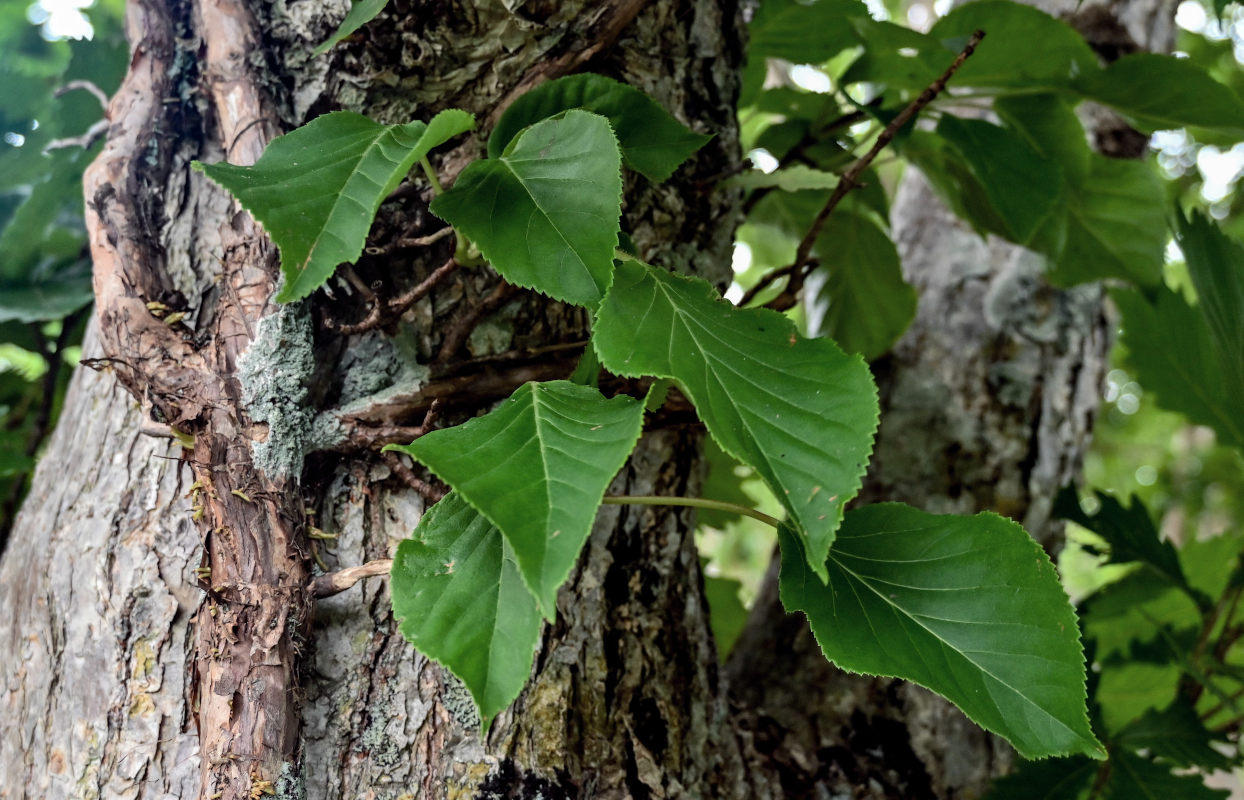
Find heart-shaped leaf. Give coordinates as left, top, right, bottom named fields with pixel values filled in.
left=593, top=258, right=879, bottom=580
left=195, top=109, right=474, bottom=302
left=432, top=109, right=622, bottom=307
left=488, top=74, right=711, bottom=183
left=779, top=503, right=1103, bottom=760
left=388, top=381, right=644, bottom=618
left=390, top=491, right=542, bottom=732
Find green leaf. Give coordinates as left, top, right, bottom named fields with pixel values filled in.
left=432, top=110, right=622, bottom=307
left=1054, top=488, right=1195, bottom=601
left=749, top=0, right=868, bottom=64
left=1104, top=750, right=1229, bottom=800
left=984, top=757, right=1096, bottom=800
left=935, top=116, right=1063, bottom=245
left=729, top=165, right=839, bottom=192
left=1048, top=156, right=1166, bottom=287
left=1096, top=662, right=1180, bottom=733
left=1081, top=572, right=1201, bottom=661
left=387, top=381, right=642, bottom=618
left=313, top=0, right=389, bottom=55
left=808, top=210, right=916, bottom=360
left=195, top=109, right=474, bottom=303
left=488, top=74, right=711, bottom=183
left=995, top=93, right=1091, bottom=185
left=929, top=1, right=1100, bottom=90
left=778, top=504, right=1103, bottom=760
left=1177, top=209, right=1244, bottom=411
left=1115, top=701, right=1232, bottom=770
left=703, top=574, right=748, bottom=662
left=390, top=492, right=542, bottom=732
left=1074, top=53, right=1244, bottom=135
left=841, top=18, right=948, bottom=90
left=593, top=259, right=879, bottom=579
left=1112, top=286, right=1244, bottom=448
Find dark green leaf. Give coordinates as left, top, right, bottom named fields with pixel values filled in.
left=935, top=116, right=1063, bottom=245
left=1054, top=488, right=1194, bottom=601
left=1104, top=750, right=1229, bottom=800
left=433, top=110, right=622, bottom=307
left=1115, top=701, right=1232, bottom=770
left=488, top=74, right=710, bottom=183
left=313, top=0, right=389, bottom=55
left=594, top=258, right=879, bottom=579
left=196, top=109, right=474, bottom=302
left=779, top=504, right=1103, bottom=760
left=1081, top=571, right=1201, bottom=661
left=1075, top=54, right=1244, bottom=135
left=808, top=210, right=916, bottom=360
left=1048, top=156, right=1166, bottom=287
left=730, top=165, right=839, bottom=191
left=749, top=0, right=868, bottom=64
left=929, top=1, right=1100, bottom=90
left=1176, top=209, right=1244, bottom=412
left=995, top=93, right=1091, bottom=185
left=1112, top=286, right=1244, bottom=448
left=841, top=18, right=948, bottom=90
left=390, top=492, right=542, bottom=732
left=387, top=380, right=643, bottom=618
left=984, top=757, right=1096, bottom=800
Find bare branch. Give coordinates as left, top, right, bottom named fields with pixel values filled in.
left=309, top=559, right=394, bottom=599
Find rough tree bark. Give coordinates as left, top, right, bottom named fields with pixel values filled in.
left=0, top=1, right=1173, bottom=799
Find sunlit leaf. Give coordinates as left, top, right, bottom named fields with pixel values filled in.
left=196, top=109, right=474, bottom=302
left=730, top=165, right=839, bottom=192
left=779, top=504, right=1103, bottom=760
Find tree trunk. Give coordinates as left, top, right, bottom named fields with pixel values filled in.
left=0, top=1, right=1174, bottom=799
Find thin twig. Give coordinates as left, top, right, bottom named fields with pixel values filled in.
left=309, top=558, right=393, bottom=599
left=435, top=279, right=520, bottom=362
left=55, top=79, right=109, bottom=109
left=790, top=29, right=984, bottom=276
left=333, top=257, right=459, bottom=336
left=742, top=29, right=985, bottom=310
left=382, top=451, right=447, bottom=503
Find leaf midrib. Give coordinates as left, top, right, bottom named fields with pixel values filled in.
left=827, top=544, right=1084, bottom=744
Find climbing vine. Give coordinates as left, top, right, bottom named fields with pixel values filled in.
left=191, top=0, right=1244, bottom=787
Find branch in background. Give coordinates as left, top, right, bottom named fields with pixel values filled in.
left=740, top=29, right=986, bottom=312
